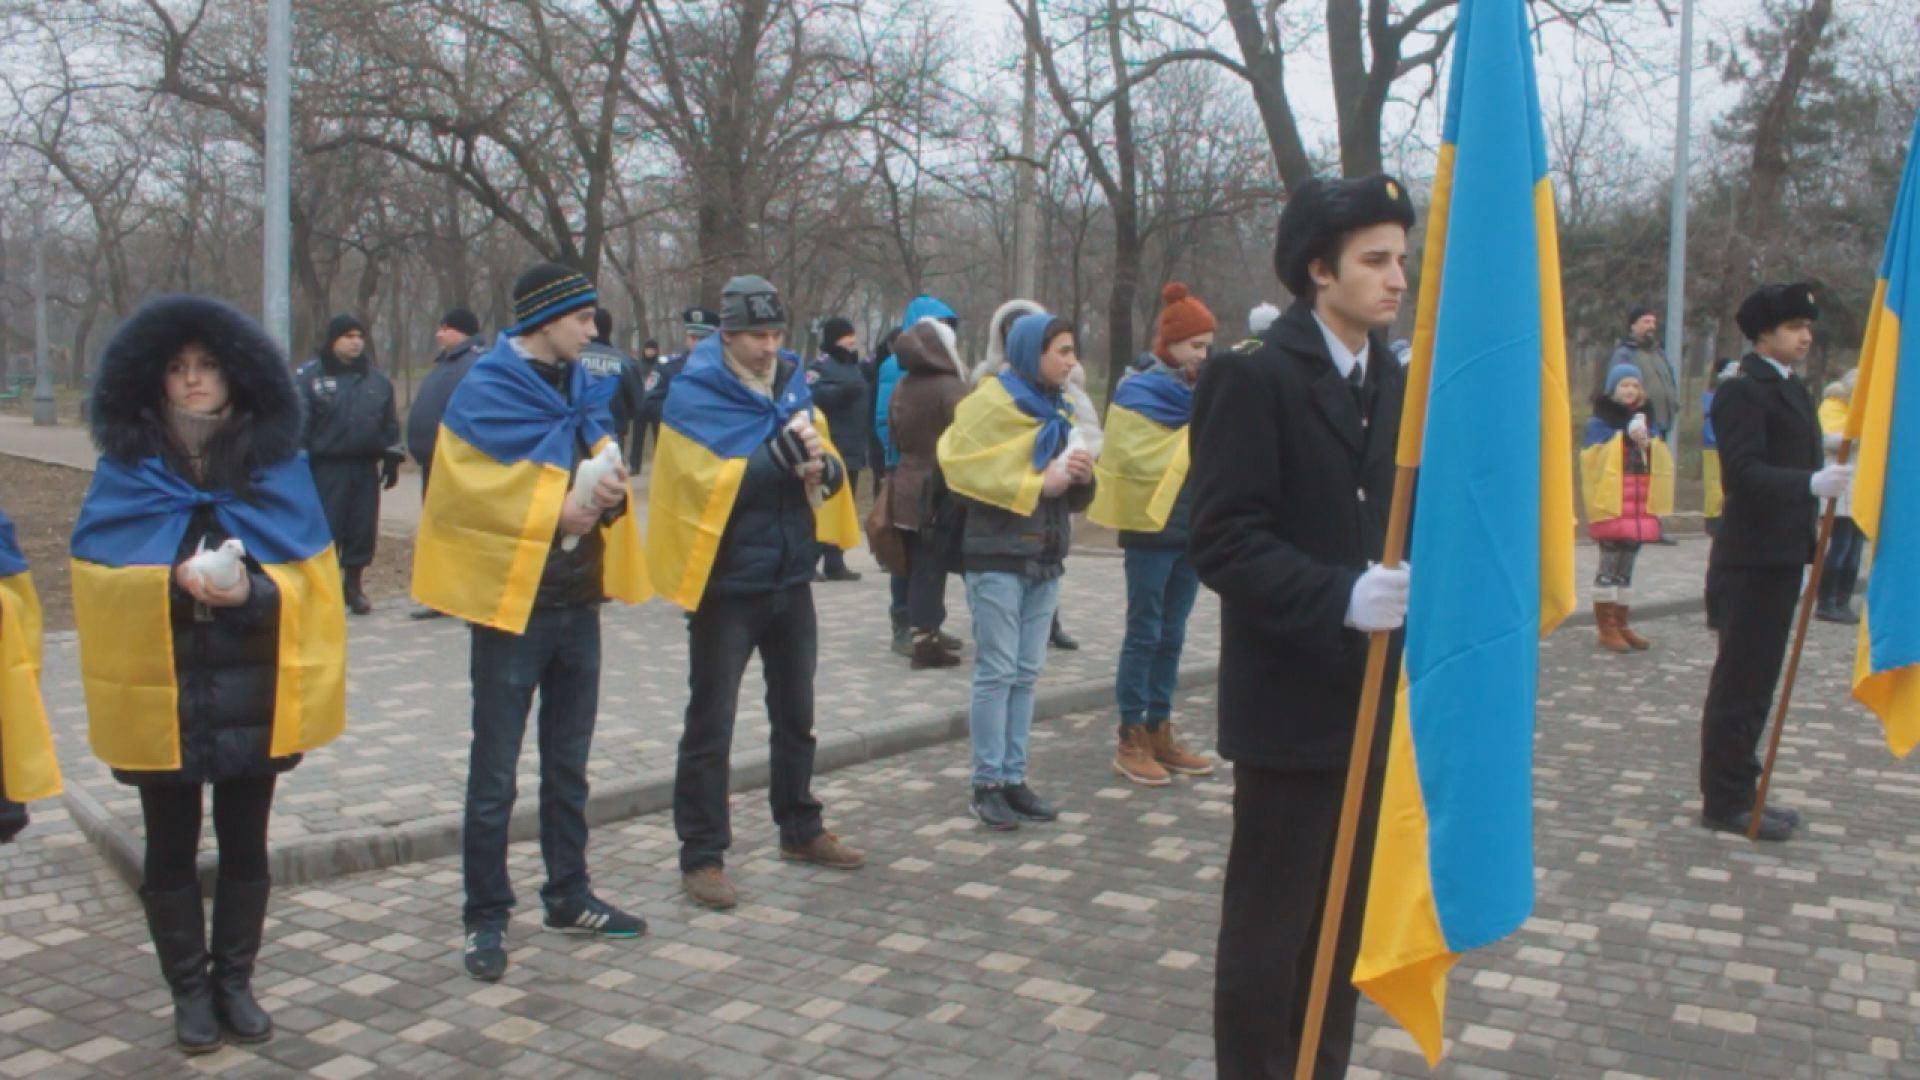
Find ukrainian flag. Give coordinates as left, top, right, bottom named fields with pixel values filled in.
left=1351, top=0, right=1577, bottom=1062
left=646, top=337, right=860, bottom=610
left=936, top=375, right=1072, bottom=516
left=413, top=338, right=652, bottom=632
left=70, top=456, right=348, bottom=771
left=0, top=507, right=60, bottom=802
left=1848, top=105, right=1920, bottom=755
left=1086, top=370, right=1191, bottom=532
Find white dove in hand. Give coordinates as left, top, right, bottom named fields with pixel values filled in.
left=185, top=537, right=247, bottom=591
left=560, top=443, right=624, bottom=552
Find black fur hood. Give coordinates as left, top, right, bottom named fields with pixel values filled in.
left=90, top=295, right=304, bottom=468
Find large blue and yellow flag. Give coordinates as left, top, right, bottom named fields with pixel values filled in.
left=0, top=507, right=60, bottom=802
left=646, top=337, right=860, bottom=610
left=1847, top=105, right=1920, bottom=755
left=1351, top=0, right=1577, bottom=1062
left=413, top=338, right=652, bottom=632
left=70, top=456, right=347, bottom=771
left=1086, top=369, right=1192, bottom=533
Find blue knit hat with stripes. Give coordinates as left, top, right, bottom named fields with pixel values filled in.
left=509, top=262, right=598, bottom=335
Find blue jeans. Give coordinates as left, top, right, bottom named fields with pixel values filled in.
left=1115, top=547, right=1202, bottom=727
left=964, top=572, right=1060, bottom=787
left=463, top=605, right=600, bottom=930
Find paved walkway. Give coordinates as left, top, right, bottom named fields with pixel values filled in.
left=3, top=609, right=1916, bottom=1078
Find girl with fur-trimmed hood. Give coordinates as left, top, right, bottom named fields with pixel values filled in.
left=75, top=295, right=347, bottom=1054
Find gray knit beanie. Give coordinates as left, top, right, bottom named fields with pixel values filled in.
left=719, top=275, right=787, bottom=332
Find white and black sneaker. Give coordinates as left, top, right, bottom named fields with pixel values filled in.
left=464, top=927, right=508, bottom=981
left=544, top=894, right=646, bottom=938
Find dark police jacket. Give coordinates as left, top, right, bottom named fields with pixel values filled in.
left=297, top=355, right=399, bottom=462
left=1707, top=353, right=1823, bottom=570
left=1188, top=301, right=1404, bottom=772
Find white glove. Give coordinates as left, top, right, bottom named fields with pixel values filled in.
left=1627, top=414, right=1649, bottom=441
left=1810, top=463, right=1854, bottom=501
left=1345, top=563, right=1411, bottom=633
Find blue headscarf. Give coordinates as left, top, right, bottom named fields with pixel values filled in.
left=997, top=312, right=1074, bottom=469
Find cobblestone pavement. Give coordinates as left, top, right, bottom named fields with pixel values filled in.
left=5, top=599, right=1916, bottom=1078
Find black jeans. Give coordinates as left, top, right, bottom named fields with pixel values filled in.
left=463, top=605, right=600, bottom=930
left=138, top=777, right=278, bottom=891
left=1700, top=565, right=1801, bottom=818
left=676, top=586, right=824, bottom=872
left=1823, top=517, right=1864, bottom=606
left=903, top=528, right=950, bottom=633
left=1215, top=762, right=1383, bottom=1080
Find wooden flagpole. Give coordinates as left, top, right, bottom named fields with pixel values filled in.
left=1294, top=463, right=1418, bottom=1080
left=1748, top=438, right=1852, bottom=840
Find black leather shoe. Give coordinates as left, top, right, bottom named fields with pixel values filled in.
left=1048, top=622, right=1079, bottom=651
left=1702, top=809, right=1792, bottom=842
left=1764, top=804, right=1802, bottom=829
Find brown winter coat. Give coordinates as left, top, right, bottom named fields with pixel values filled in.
left=887, top=321, right=968, bottom=530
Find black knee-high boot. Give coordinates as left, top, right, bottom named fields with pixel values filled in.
left=140, top=884, right=222, bottom=1054
left=210, top=877, right=274, bottom=1042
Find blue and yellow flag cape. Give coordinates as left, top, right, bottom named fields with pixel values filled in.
left=1847, top=105, right=1920, bottom=755
left=70, top=456, right=347, bottom=771
left=0, top=507, right=60, bottom=802
left=1087, top=370, right=1192, bottom=532
left=1702, top=389, right=1723, bottom=518
left=646, top=336, right=860, bottom=610
left=936, top=374, right=1073, bottom=516
left=1351, top=0, right=1577, bottom=1063
left=413, top=338, right=652, bottom=632
left=1577, top=432, right=1675, bottom=524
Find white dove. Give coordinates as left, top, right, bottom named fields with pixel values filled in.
left=559, top=442, right=624, bottom=552
left=184, top=537, right=247, bottom=591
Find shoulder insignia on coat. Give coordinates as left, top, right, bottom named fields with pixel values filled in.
left=1232, top=338, right=1262, bottom=355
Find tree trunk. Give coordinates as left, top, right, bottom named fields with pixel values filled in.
left=1221, top=0, right=1315, bottom=193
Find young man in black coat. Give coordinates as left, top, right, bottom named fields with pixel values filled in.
left=404, top=307, right=485, bottom=621
left=1189, top=174, right=1416, bottom=1079
left=810, top=315, right=869, bottom=582
left=638, top=307, right=717, bottom=471
left=297, top=314, right=403, bottom=615
left=1698, top=283, right=1852, bottom=842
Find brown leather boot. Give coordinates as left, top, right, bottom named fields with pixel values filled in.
left=1616, top=605, right=1651, bottom=651
left=780, top=831, right=866, bottom=870
left=1147, top=722, right=1214, bottom=776
left=1595, top=602, right=1631, bottom=653
left=1113, top=727, right=1171, bottom=787
left=681, top=866, right=738, bottom=910
left=910, top=632, right=961, bottom=670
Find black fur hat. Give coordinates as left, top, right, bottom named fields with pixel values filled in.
left=1735, top=283, right=1819, bottom=341
left=1273, top=174, right=1417, bottom=298
left=90, top=295, right=304, bottom=475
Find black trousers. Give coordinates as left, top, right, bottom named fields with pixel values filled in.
left=1700, top=565, right=1802, bottom=818
left=310, top=457, right=381, bottom=569
left=675, top=586, right=824, bottom=872
left=903, top=527, right=950, bottom=633
left=138, top=777, right=278, bottom=891
left=1216, top=762, right=1383, bottom=1080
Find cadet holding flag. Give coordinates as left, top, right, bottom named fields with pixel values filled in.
left=646, top=274, right=866, bottom=912
left=1188, top=173, right=1415, bottom=1077
left=0, top=504, right=61, bottom=843
left=72, top=296, right=349, bottom=1053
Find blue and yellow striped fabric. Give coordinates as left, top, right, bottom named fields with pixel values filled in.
left=69, top=456, right=347, bottom=771
left=1848, top=105, right=1920, bottom=756
left=0, top=506, right=60, bottom=802
left=646, top=336, right=859, bottom=610
left=1351, top=0, right=1577, bottom=1062
left=1087, top=370, right=1192, bottom=533
left=413, top=337, right=652, bottom=632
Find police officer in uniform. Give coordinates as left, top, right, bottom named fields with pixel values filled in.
left=639, top=307, right=718, bottom=467
left=1188, top=175, right=1416, bottom=1078
left=297, top=314, right=402, bottom=615
left=578, top=309, right=645, bottom=459
left=1698, top=283, right=1852, bottom=842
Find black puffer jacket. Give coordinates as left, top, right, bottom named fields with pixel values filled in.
left=298, top=353, right=400, bottom=461
left=88, top=295, right=310, bottom=787
left=810, top=345, right=871, bottom=471
left=958, top=481, right=1095, bottom=581
left=704, top=358, right=846, bottom=599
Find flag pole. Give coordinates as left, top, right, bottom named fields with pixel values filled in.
left=1294, top=462, right=1418, bottom=1080
left=1747, top=438, right=1852, bottom=839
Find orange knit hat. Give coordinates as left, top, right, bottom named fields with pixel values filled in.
left=1153, top=282, right=1217, bottom=361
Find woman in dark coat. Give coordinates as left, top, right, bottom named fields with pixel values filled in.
left=75, top=296, right=346, bottom=1054
left=888, top=318, right=971, bottom=668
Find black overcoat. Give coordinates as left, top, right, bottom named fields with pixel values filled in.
left=1707, top=354, right=1823, bottom=570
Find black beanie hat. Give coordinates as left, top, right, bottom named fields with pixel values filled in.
left=322, top=313, right=365, bottom=355
left=440, top=307, right=480, bottom=336
left=1626, top=304, right=1656, bottom=329
left=593, top=308, right=615, bottom=343
left=1735, top=282, right=1819, bottom=341
left=509, top=262, right=598, bottom=335
left=1273, top=175, right=1416, bottom=297
left=820, top=316, right=856, bottom=348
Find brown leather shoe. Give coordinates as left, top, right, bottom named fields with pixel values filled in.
left=780, top=832, right=866, bottom=870
left=1616, top=605, right=1651, bottom=651
left=1595, top=602, right=1631, bottom=653
left=1113, top=727, right=1171, bottom=787
left=910, top=633, right=962, bottom=670
left=1148, top=722, right=1214, bottom=776
left=681, top=866, right=738, bottom=910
